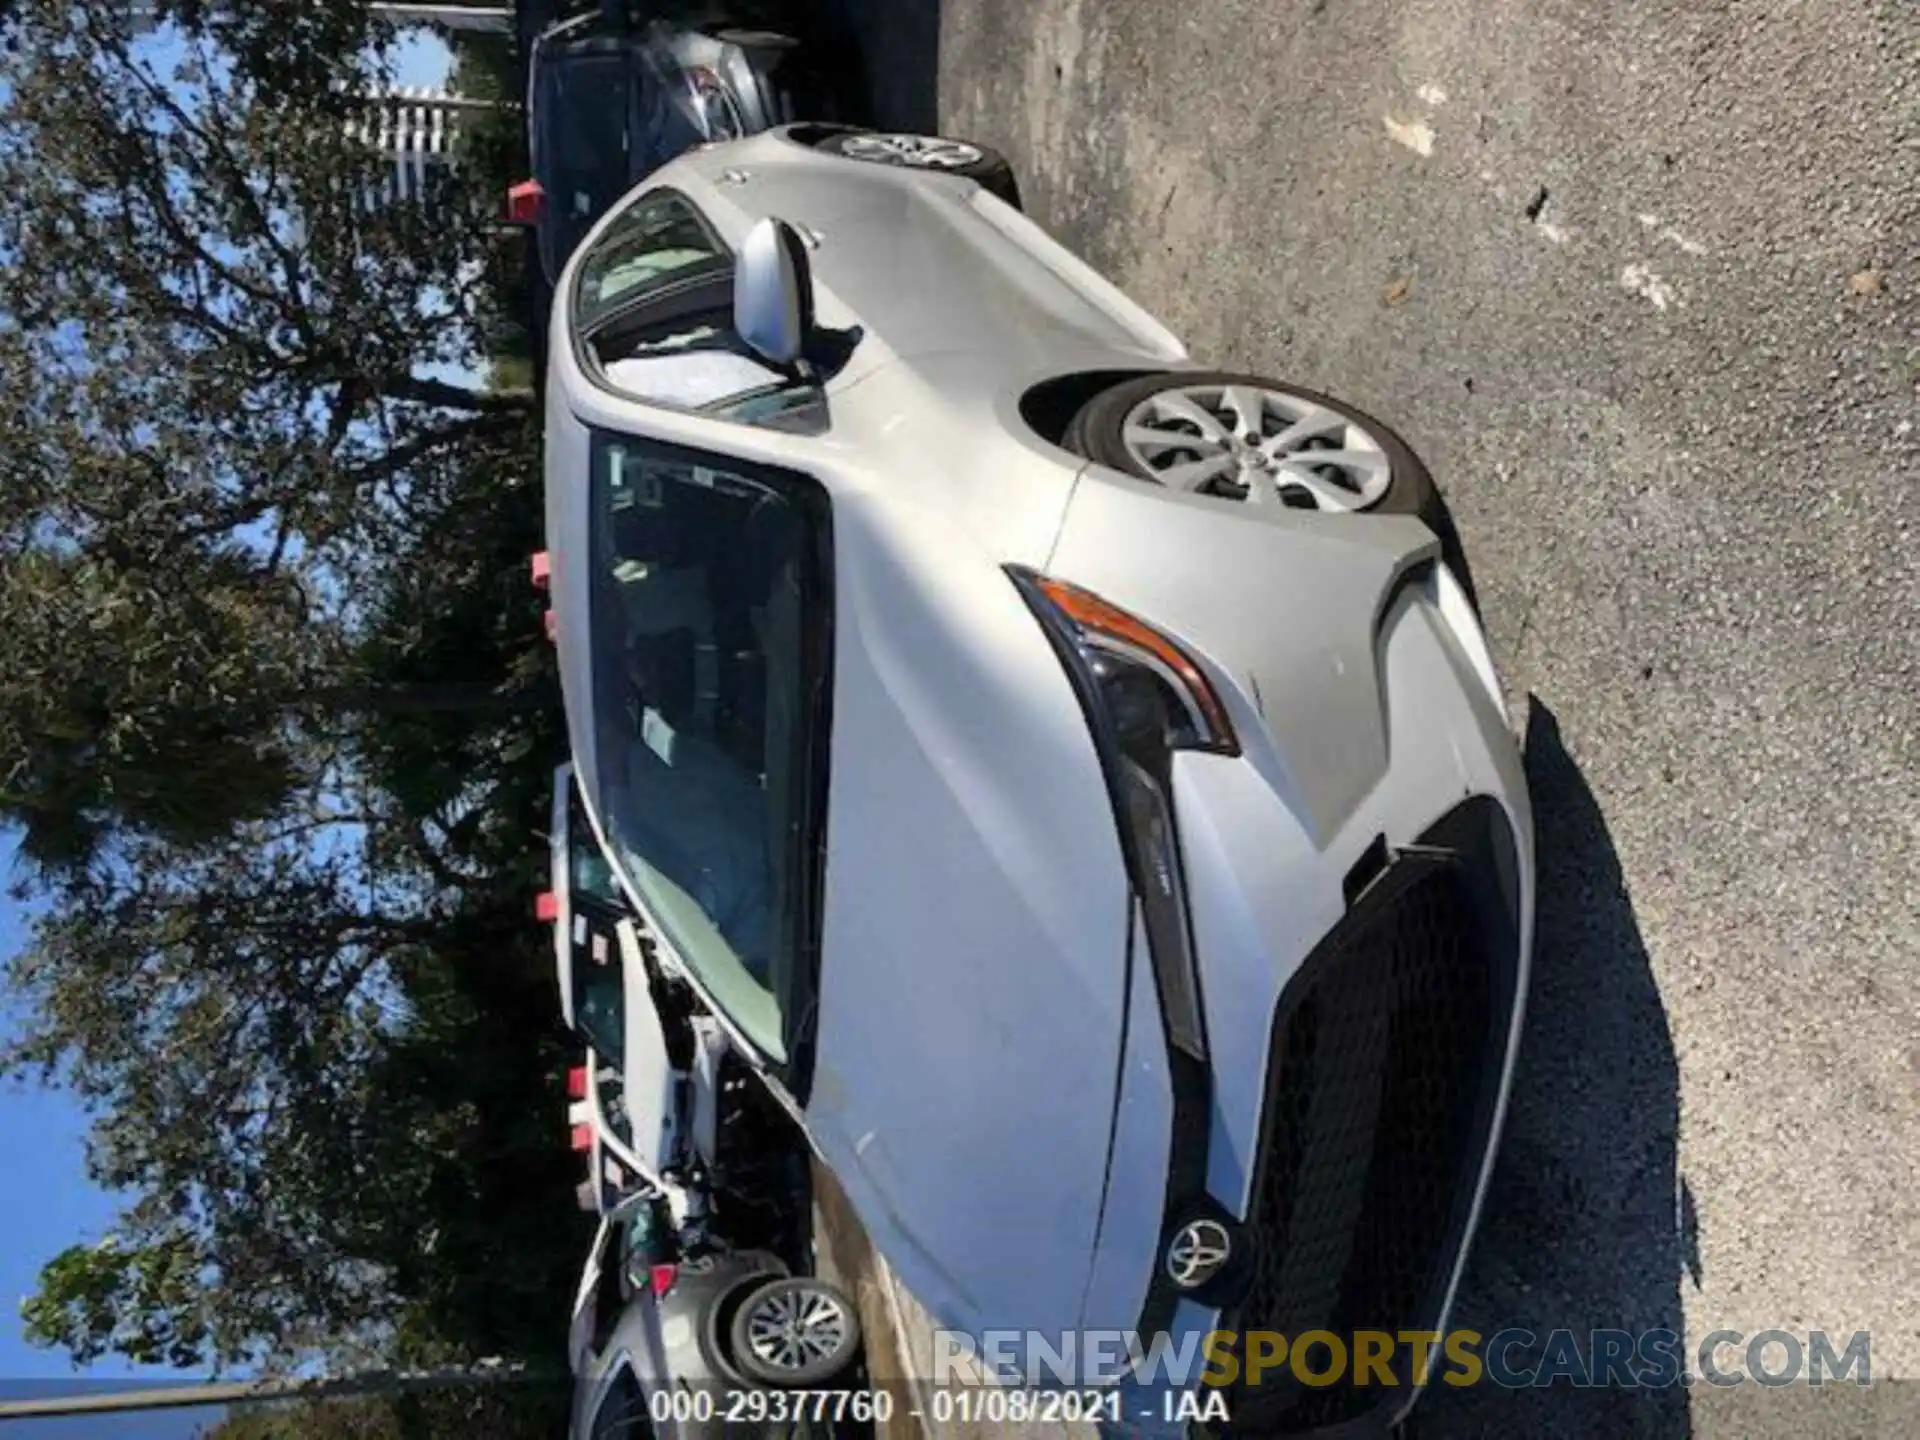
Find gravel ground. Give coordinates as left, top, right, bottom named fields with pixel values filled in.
left=811, top=0, right=1918, bottom=1433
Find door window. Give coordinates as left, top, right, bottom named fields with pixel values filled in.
left=572, top=190, right=825, bottom=430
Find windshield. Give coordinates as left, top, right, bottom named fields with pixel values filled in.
left=584, top=427, right=831, bottom=1064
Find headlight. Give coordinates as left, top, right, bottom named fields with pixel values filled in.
left=1008, top=568, right=1234, bottom=1059
left=684, top=67, right=743, bottom=141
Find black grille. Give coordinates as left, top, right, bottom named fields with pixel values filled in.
left=1227, top=847, right=1512, bottom=1435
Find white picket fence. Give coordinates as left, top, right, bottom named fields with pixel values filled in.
left=119, top=5, right=513, bottom=212
left=345, top=87, right=500, bottom=206
left=123, top=2, right=513, bottom=35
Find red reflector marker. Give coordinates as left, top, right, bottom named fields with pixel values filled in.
left=507, top=179, right=544, bottom=224
left=566, top=1065, right=587, bottom=1100
left=535, top=890, right=559, bottom=922
left=530, top=551, right=551, bottom=590
left=649, top=1264, right=678, bottom=1298
left=569, top=1123, right=593, bottom=1153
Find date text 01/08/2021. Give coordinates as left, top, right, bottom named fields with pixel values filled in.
left=924, top=1387, right=1139, bottom=1426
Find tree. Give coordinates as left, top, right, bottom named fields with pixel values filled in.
left=1, top=0, right=578, bottom=1387
left=5, top=439, right=570, bottom=1370
left=202, top=1377, right=569, bottom=1440
left=10, top=831, right=584, bottom=1373
left=20, top=1233, right=213, bottom=1371
left=0, top=543, right=311, bottom=870
left=0, top=0, right=539, bottom=871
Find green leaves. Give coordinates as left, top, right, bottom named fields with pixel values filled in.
left=0, top=547, right=308, bottom=872
left=0, top=0, right=573, bottom=1390
left=0, top=0, right=540, bottom=870
left=22, top=1233, right=213, bottom=1370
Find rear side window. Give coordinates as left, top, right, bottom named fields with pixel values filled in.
left=589, top=1364, right=652, bottom=1438
left=574, top=191, right=729, bottom=331
left=571, top=190, right=827, bottom=430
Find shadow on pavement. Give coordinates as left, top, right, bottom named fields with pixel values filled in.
left=805, top=0, right=943, bottom=132
left=1407, top=701, right=1691, bottom=1439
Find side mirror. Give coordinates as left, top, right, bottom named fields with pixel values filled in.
left=733, top=217, right=815, bottom=370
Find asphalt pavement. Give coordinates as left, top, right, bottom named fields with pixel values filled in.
left=810, top=0, right=1917, bottom=1432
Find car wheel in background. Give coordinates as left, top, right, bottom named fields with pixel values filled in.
left=1064, top=371, right=1479, bottom=604
left=711, top=27, right=821, bottom=123
left=712, top=27, right=798, bottom=49
left=812, top=130, right=1022, bottom=210
left=727, top=1275, right=862, bottom=1388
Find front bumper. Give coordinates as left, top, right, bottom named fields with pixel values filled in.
left=1080, top=787, right=1529, bottom=1407
left=1054, top=500, right=1532, bottom=1433
left=1219, top=797, right=1525, bottom=1435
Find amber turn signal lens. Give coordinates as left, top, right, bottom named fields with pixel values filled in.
left=1030, top=575, right=1237, bottom=754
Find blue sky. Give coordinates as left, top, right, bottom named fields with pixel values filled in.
left=0, top=26, right=454, bottom=1431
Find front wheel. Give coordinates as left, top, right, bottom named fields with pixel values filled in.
left=727, top=1275, right=862, bottom=1388
left=1063, top=371, right=1478, bottom=602
left=812, top=130, right=1022, bottom=210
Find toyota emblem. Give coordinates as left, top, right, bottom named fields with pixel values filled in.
left=1164, top=1218, right=1233, bottom=1291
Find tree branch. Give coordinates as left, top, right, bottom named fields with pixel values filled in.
left=298, top=683, right=551, bottom=719
left=381, top=373, right=532, bottom=414
left=339, top=407, right=524, bottom=489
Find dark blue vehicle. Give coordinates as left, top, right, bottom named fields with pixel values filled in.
left=510, top=4, right=814, bottom=286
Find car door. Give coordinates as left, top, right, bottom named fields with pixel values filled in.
left=577, top=1359, right=655, bottom=1440
left=533, top=36, right=639, bottom=282
left=574, top=1202, right=688, bottom=1437
left=623, top=136, right=1188, bottom=383
left=567, top=186, right=835, bottom=427
left=567, top=1215, right=617, bottom=1376
left=561, top=181, right=955, bottom=445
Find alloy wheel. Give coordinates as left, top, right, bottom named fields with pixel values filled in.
left=1119, top=383, right=1395, bottom=512
left=740, top=1283, right=852, bottom=1376
left=834, top=133, right=985, bottom=170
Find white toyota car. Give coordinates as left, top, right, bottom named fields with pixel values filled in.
left=540, top=124, right=1533, bottom=1434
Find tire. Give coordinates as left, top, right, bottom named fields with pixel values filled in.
left=813, top=130, right=1022, bottom=210
left=726, top=1275, right=861, bottom=1388
left=713, top=27, right=799, bottom=49
left=712, top=29, right=843, bottom=124
left=1063, top=370, right=1480, bottom=607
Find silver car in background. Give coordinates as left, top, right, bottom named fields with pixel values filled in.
left=545, top=768, right=865, bottom=1434
left=567, top=1188, right=863, bottom=1439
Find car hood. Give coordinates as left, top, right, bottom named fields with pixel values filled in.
left=801, top=487, right=1135, bottom=1339
left=653, top=129, right=1189, bottom=380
